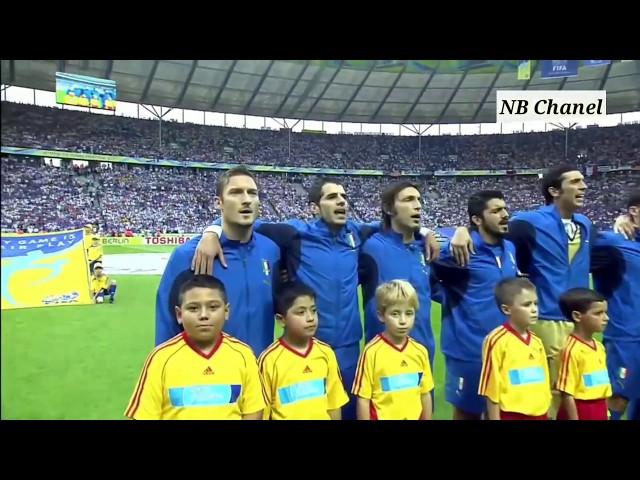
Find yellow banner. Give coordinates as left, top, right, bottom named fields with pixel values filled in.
left=1, top=229, right=93, bottom=310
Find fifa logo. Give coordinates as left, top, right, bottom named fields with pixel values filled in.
left=552, top=60, right=567, bottom=72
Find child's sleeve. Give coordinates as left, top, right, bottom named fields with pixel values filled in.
left=326, top=348, right=349, bottom=410
left=257, top=350, right=274, bottom=420
left=239, top=350, right=267, bottom=416
left=556, top=344, right=579, bottom=396
left=478, top=334, right=502, bottom=403
left=420, top=347, right=435, bottom=394
left=352, top=350, right=373, bottom=399
left=125, top=352, right=164, bottom=420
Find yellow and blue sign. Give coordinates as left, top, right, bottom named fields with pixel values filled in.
left=1, top=229, right=93, bottom=310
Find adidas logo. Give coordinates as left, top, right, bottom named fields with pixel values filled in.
left=400, top=360, right=408, bottom=367
left=529, top=354, right=535, bottom=360
left=303, top=365, right=312, bottom=374
left=203, top=366, right=215, bottom=375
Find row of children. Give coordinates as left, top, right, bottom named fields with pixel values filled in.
left=125, top=275, right=611, bottom=420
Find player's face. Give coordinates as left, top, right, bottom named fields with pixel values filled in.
left=379, top=301, right=416, bottom=340
left=315, top=183, right=349, bottom=227
left=92, top=239, right=99, bottom=246
left=279, top=295, right=318, bottom=340
left=94, top=268, right=104, bottom=278
left=176, top=287, right=228, bottom=345
left=217, top=175, right=260, bottom=228
left=480, top=198, right=509, bottom=236
left=579, top=301, right=609, bottom=333
left=503, top=288, right=538, bottom=329
left=392, top=187, right=422, bottom=231
left=553, top=171, right=586, bottom=210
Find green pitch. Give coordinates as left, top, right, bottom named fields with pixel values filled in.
left=1, top=245, right=451, bottom=420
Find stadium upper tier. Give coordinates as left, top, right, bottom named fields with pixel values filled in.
left=2, top=102, right=639, bottom=171
left=1, top=156, right=637, bottom=235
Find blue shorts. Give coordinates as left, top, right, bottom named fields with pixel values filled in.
left=334, top=343, right=361, bottom=421
left=445, top=356, right=485, bottom=416
left=604, top=339, right=640, bottom=401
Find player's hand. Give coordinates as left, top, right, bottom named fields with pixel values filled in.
left=450, top=227, right=475, bottom=267
left=192, top=232, right=226, bottom=275
left=425, top=232, right=441, bottom=262
left=613, top=214, right=638, bottom=240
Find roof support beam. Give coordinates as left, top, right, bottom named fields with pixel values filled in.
left=243, top=60, right=275, bottom=114
left=369, top=61, right=408, bottom=122
left=288, top=61, right=329, bottom=117
left=599, top=61, right=613, bottom=90
left=210, top=60, right=238, bottom=110
left=275, top=61, right=310, bottom=117
left=140, top=60, right=159, bottom=103
left=105, top=60, right=114, bottom=79
left=471, top=61, right=505, bottom=123
left=434, top=69, right=470, bottom=124
left=401, top=61, right=440, bottom=124
left=337, top=61, right=377, bottom=121
left=176, top=60, right=198, bottom=107
left=304, top=61, right=344, bottom=118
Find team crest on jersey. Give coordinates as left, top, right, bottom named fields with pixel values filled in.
left=262, top=259, right=271, bottom=276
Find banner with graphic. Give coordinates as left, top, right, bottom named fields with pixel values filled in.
left=540, top=60, right=579, bottom=79
left=1, top=229, right=92, bottom=310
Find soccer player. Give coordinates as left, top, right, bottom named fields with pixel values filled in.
left=193, top=178, right=440, bottom=420
left=258, top=282, right=349, bottom=420
left=125, top=276, right=265, bottom=420
left=432, top=190, right=518, bottom=420
left=352, top=280, right=434, bottom=420
left=359, top=181, right=438, bottom=368
left=556, top=288, right=611, bottom=420
left=452, top=166, right=592, bottom=416
left=90, top=262, right=116, bottom=304
left=86, top=236, right=103, bottom=272
left=479, top=277, right=551, bottom=420
left=155, top=167, right=282, bottom=356
left=591, top=191, right=640, bottom=420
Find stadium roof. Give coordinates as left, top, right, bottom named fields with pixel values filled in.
left=2, top=60, right=639, bottom=124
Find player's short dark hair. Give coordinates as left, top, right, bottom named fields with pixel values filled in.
left=177, top=275, right=227, bottom=306
left=627, top=189, right=640, bottom=209
left=215, top=166, right=258, bottom=198
left=275, top=281, right=316, bottom=316
left=468, top=190, right=505, bottom=229
left=308, top=178, right=342, bottom=205
left=541, top=165, right=579, bottom=205
left=559, top=288, right=606, bottom=322
left=380, top=181, right=422, bottom=230
left=495, top=277, right=536, bottom=307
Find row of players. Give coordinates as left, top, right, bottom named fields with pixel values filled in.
left=151, top=166, right=638, bottom=420
left=126, top=275, right=612, bottom=420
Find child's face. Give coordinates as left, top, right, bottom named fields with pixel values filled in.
left=176, top=287, right=228, bottom=344
left=378, top=301, right=416, bottom=339
left=279, top=295, right=317, bottom=339
left=576, top=301, right=609, bottom=333
left=94, top=268, right=104, bottom=278
left=502, top=288, right=538, bottom=329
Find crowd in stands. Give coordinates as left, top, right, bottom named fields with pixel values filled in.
left=3, top=102, right=639, bottom=172
left=2, top=156, right=637, bottom=235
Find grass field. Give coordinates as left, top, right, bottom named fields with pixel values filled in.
left=1, top=244, right=451, bottom=420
